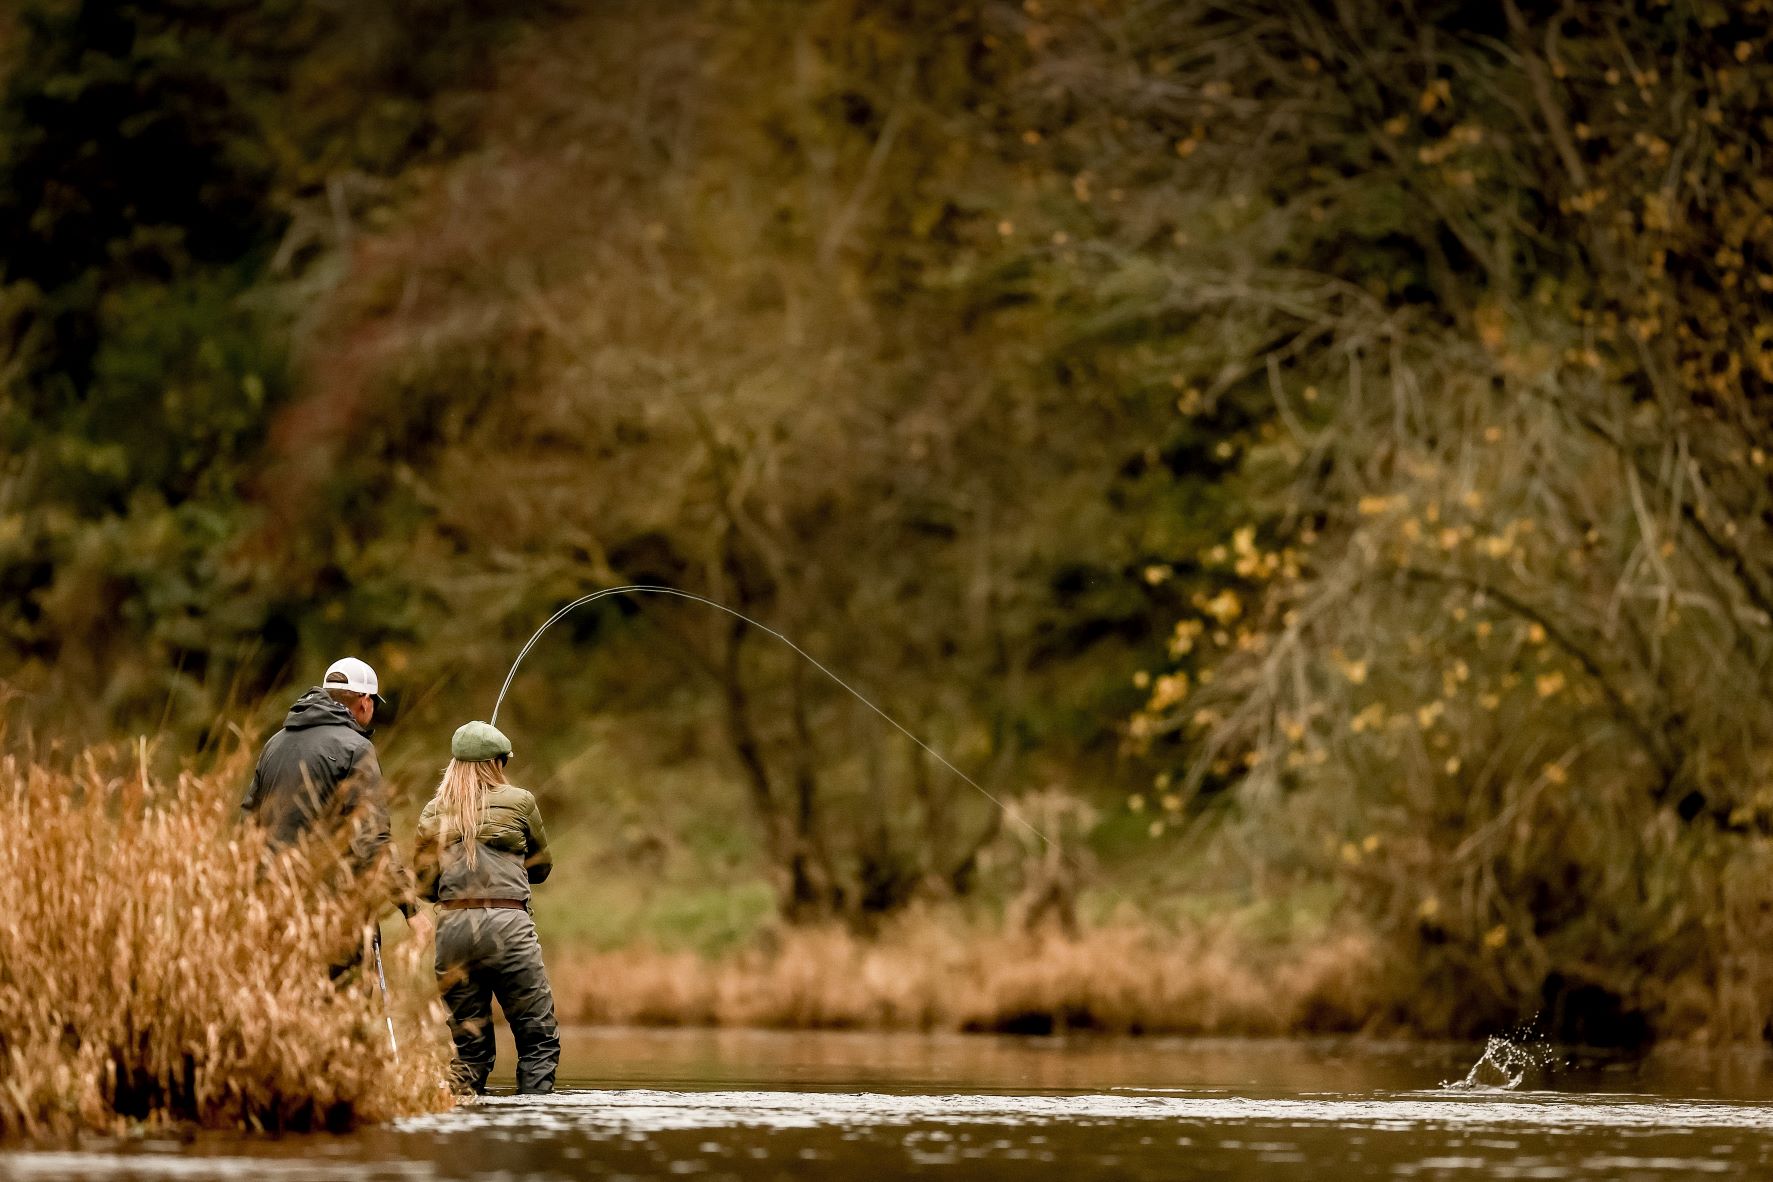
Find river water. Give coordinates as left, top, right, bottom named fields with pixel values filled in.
left=7, top=1028, right=1773, bottom=1180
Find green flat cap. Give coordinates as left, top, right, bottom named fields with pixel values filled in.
left=452, top=720, right=513, bottom=762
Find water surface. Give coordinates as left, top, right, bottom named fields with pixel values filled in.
left=8, top=1029, right=1773, bottom=1180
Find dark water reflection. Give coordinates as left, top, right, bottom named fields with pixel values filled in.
left=547, top=1026, right=1773, bottom=1098
left=8, top=1029, right=1773, bottom=1181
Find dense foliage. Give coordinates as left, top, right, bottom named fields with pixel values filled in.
left=1105, top=0, right=1773, bottom=1040
left=5, top=0, right=1773, bottom=1042
left=0, top=0, right=542, bottom=719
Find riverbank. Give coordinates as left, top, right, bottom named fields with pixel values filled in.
left=549, top=915, right=1383, bottom=1036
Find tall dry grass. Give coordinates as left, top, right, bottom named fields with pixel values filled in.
left=0, top=742, right=451, bottom=1139
left=552, top=913, right=1382, bottom=1036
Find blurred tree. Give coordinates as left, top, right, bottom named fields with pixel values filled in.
left=246, top=0, right=1229, bottom=924
left=1115, top=0, right=1773, bottom=1041
left=0, top=0, right=550, bottom=724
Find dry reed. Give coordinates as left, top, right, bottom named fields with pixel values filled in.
left=0, top=743, right=452, bottom=1140
left=551, top=913, right=1382, bottom=1036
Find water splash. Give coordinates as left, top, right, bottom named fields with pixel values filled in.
left=1442, top=1030, right=1560, bottom=1091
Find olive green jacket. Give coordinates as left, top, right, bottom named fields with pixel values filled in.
left=413, top=783, right=553, bottom=905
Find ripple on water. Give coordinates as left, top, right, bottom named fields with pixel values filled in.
left=395, top=1088, right=1773, bottom=1137
left=5, top=1091, right=1771, bottom=1182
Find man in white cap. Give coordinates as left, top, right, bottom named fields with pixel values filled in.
left=242, top=657, right=419, bottom=965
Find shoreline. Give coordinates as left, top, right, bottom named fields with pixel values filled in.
left=546, top=918, right=1392, bottom=1039
left=540, top=918, right=1773, bottom=1049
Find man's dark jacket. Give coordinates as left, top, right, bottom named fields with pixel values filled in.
left=242, top=688, right=415, bottom=915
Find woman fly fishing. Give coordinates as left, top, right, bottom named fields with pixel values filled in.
left=413, top=721, right=560, bottom=1094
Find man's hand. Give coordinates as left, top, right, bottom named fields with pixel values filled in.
left=407, top=908, right=436, bottom=948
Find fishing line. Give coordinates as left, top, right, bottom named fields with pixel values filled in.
left=490, top=585, right=1065, bottom=855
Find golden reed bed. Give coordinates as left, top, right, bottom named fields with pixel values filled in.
left=0, top=744, right=450, bottom=1139
left=552, top=918, right=1380, bottom=1036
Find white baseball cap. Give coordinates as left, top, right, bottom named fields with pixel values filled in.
left=322, top=656, right=384, bottom=705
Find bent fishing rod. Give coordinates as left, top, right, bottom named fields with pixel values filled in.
left=489, top=584, right=1058, bottom=853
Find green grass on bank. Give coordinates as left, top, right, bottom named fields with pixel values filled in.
left=536, top=864, right=777, bottom=954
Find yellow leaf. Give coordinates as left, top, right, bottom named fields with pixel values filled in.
left=1203, top=590, right=1242, bottom=623
left=1149, top=673, right=1190, bottom=709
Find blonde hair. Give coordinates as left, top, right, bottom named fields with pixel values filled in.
left=430, top=757, right=508, bottom=867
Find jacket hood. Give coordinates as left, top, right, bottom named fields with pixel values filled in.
left=283, top=686, right=371, bottom=736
